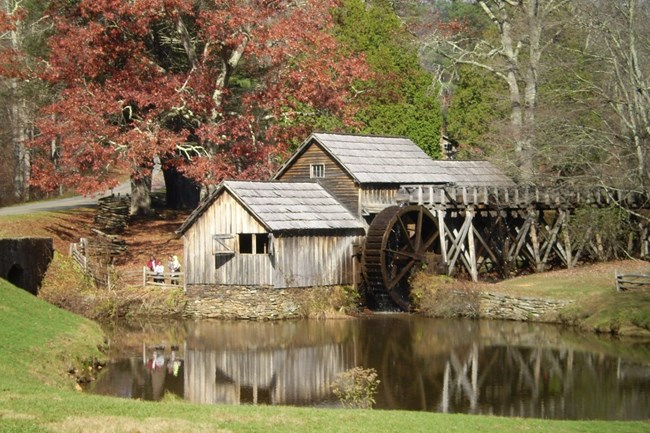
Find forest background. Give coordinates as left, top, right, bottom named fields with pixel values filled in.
left=1, top=0, right=649, bottom=216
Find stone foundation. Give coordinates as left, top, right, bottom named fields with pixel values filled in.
left=182, top=285, right=573, bottom=322
left=479, top=292, right=573, bottom=322
left=183, top=285, right=306, bottom=320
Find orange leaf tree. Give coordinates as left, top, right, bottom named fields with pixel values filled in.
left=29, top=0, right=369, bottom=214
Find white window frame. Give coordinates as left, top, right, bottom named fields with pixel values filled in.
left=310, top=163, right=325, bottom=179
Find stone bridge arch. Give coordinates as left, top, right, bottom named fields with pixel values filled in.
left=0, top=238, right=53, bottom=295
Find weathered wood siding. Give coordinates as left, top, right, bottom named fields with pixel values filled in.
left=183, top=192, right=273, bottom=287
left=272, top=234, right=363, bottom=288
left=360, top=186, right=399, bottom=211
left=184, top=190, right=363, bottom=289
left=276, top=143, right=360, bottom=216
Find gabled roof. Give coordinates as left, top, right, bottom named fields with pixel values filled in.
left=176, top=180, right=365, bottom=236
left=274, top=132, right=456, bottom=184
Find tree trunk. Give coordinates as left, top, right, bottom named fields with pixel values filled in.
left=130, top=174, right=153, bottom=216
left=7, top=4, right=31, bottom=202
left=501, top=12, right=532, bottom=182
left=12, top=91, right=31, bottom=202
left=163, top=166, right=200, bottom=210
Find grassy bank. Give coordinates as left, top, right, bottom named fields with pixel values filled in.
left=412, top=260, right=650, bottom=337
left=488, top=260, right=650, bottom=336
left=2, top=279, right=649, bottom=432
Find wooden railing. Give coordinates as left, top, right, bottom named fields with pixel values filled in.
left=69, top=241, right=88, bottom=271
left=141, top=267, right=184, bottom=289
left=69, top=240, right=184, bottom=289
left=615, top=271, right=650, bottom=292
left=403, top=185, right=650, bottom=209
left=69, top=240, right=116, bottom=289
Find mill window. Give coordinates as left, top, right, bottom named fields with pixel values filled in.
left=238, top=233, right=269, bottom=254
left=310, top=163, right=325, bottom=178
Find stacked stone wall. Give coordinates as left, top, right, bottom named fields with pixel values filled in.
left=184, top=286, right=304, bottom=320
left=479, top=292, right=573, bottom=322
left=183, top=285, right=573, bottom=323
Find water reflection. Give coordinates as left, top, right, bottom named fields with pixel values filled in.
left=184, top=320, right=352, bottom=406
left=89, top=316, right=650, bottom=420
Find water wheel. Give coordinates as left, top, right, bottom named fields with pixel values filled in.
left=361, top=205, right=439, bottom=311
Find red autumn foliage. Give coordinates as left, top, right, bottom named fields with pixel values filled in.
left=0, top=5, right=29, bottom=79
left=28, top=0, right=370, bottom=197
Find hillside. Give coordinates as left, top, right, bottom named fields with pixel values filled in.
left=0, top=206, right=188, bottom=270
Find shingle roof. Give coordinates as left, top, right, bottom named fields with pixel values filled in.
left=274, top=133, right=514, bottom=186
left=430, top=160, right=515, bottom=187
left=176, top=180, right=364, bottom=235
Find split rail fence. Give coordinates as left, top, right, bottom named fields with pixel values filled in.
left=615, top=271, right=650, bottom=292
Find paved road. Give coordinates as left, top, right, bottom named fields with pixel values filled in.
left=0, top=181, right=131, bottom=216
left=0, top=164, right=168, bottom=216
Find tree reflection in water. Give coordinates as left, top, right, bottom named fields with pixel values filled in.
left=88, top=316, right=650, bottom=420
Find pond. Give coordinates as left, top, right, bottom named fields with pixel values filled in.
left=87, top=315, right=650, bottom=420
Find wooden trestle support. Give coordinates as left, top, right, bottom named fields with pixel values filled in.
left=401, top=185, right=650, bottom=282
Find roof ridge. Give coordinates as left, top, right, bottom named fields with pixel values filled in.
left=312, top=131, right=410, bottom=140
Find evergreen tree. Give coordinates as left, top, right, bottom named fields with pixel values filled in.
left=446, top=64, right=508, bottom=159
left=335, top=0, right=443, bottom=157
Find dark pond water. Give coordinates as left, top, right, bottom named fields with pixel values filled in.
left=87, top=315, right=650, bottom=420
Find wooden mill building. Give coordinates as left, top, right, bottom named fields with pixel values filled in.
left=177, top=133, right=514, bottom=294
left=273, top=133, right=514, bottom=216
left=176, top=180, right=365, bottom=288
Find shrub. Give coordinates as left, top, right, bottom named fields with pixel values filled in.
left=410, top=271, right=480, bottom=318
left=331, top=366, right=380, bottom=409
left=40, top=253, right=186, bottom=319
left=298, top=286, right=360, bottom=318
left=568, top=206, right=629, bottom=261
left=39, top=252, right=97, bottom=315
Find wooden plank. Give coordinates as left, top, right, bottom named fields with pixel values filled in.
left=615, top=271, right=650, bottom=291
left=437, top=209, right=448, bottom=265
left=446, top=212, right=473, bottom=276
left=277, top=142, right=359, bottom=215
left=540, top=210, right=566, bottom=267
left=570, top=227, right=592, bottom=268
left=470, top=224, right=500, bottom=265
left=467, top=207, right=478, bottom=281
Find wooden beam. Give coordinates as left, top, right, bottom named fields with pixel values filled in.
left=467, top=206, right=478, bottom=281
left=436, top=209, right=449, bottom=264
left=446, top=215, right=473, bottom=276
left=540, top=210, right=566, bottom=268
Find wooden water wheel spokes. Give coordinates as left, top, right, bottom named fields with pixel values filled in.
left=362, top=205, right=439, bottom=310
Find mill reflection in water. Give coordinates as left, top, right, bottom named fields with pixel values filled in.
left=89, top=316, right=650, bottom=420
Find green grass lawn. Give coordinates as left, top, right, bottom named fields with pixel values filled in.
left=492, top=260, right=647, bottom=299
left=1, top=279, right=649, bottom=432
left=487, top=260, right=650, bottom=336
